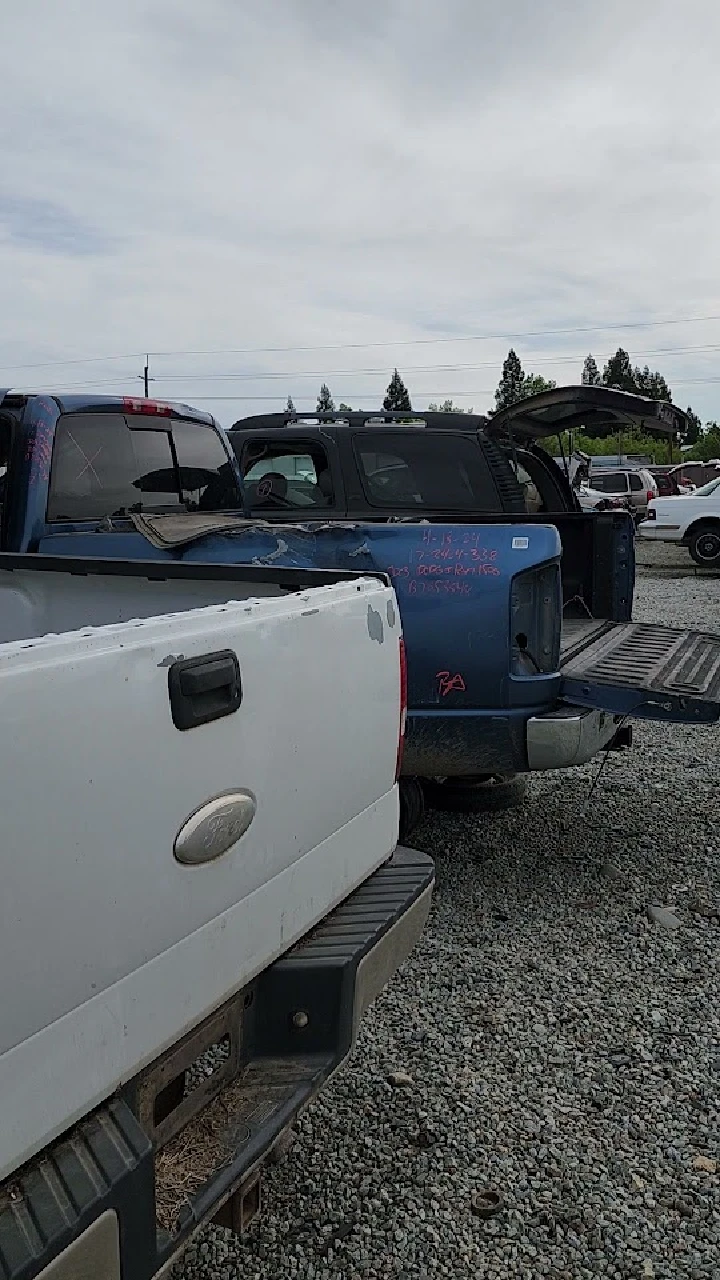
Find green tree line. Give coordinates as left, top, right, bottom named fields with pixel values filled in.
left=291, top=349, right=716, bottom=460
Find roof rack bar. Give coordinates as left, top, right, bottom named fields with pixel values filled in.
left=229, top=409, right=489, bottom=432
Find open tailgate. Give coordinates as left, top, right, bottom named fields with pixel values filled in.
left=488, top=385, right=688, bottom=443
left=561, top=621, right=720, bottom=723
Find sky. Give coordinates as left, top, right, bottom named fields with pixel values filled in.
left=2, top=0, right=720, bottom=425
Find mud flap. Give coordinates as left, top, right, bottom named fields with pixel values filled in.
left=560, top=622, right=720, bottom=723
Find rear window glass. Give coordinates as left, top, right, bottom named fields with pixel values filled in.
left=591, top=473, right=628, bottom=494
left=171, top=420, right=240, bottom=510
left=47, top=413, right=236, bottom=521
left=353, top=431, right=498, bottom=510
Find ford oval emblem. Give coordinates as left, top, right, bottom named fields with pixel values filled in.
left=174, top=790, right=257, bottom=865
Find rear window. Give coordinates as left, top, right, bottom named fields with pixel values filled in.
left=353, top=431, right=498, bottom=510
left=47, top=413, right=237, bottom=521
left=591, top=473, right=628, bottom=494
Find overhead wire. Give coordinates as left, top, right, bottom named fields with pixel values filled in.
left=1, top=310, right=720, bottom=374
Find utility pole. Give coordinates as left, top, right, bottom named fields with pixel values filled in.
left=143, top=355, right=150, bottom=397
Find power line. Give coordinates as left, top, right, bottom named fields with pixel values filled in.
left=174, top=376, right=720, bottom=403
left=2, top=311, right=720, bottom=374
left=16, top=340, right=717, bottom=394
left=146, top=341, right=720, bottom=385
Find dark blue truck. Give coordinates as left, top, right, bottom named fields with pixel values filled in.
left=1, top=386, right=719, bottom=833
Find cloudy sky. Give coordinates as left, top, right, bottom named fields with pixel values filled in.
left=2, top=0, right=719, bottom=424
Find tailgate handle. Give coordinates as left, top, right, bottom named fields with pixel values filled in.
left=168, top=650, right=242, bottom=730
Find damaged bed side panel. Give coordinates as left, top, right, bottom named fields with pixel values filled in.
left=46, top=515, right=561, bottom=716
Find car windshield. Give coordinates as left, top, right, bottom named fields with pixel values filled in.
left=691, top=476, right=720, bottom=497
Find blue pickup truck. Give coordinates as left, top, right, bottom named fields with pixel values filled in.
left=1, top=386, right=718, bottom=833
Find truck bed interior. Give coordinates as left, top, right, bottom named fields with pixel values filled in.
left=417, top=508, right=634, bottom=628
left=0, top=555, right=371, bottom=645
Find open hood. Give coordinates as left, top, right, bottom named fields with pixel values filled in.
left=488, top=386, right=688, bottom=444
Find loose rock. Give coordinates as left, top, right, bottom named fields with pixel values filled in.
left=647, top=904, right=682, bottom=930
left=386, top=1070, right=414, bottom=1089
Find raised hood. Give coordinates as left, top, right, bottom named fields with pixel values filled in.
left=488, top=385, right=688, bottom=444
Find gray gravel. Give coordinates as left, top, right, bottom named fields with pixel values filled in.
left=176, top=577, right=720, bottom=1280
left=635, top=539, right=698, bottom=573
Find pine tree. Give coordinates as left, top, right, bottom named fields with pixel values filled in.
left=645, top=371, right=672, bottom=402
left=493, top=349, right=526, bottom=412
left=286, top=395, right=295, bottom=413
left=383, top=369, right=412, bottom=413
left=316, top=383, right=335, bottom=414
left=602, top=348, right=637, bottom=393
left=634, top=365, right=652, bottom=395
left=582, top=354, right=601, bottom=385
left=522, top=373, right=556, bottom=398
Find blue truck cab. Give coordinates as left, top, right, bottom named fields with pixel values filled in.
left=1, top=386, right=719, bottom=829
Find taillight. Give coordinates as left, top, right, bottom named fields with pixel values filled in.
left=646, top=490, right=654, bottom=504
left=395, top=635, right=407, bottom=781
left=122, top=396, right=173, bottom=417
left=647, top=507, right=656, bottom=520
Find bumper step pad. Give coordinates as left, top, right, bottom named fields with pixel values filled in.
left=1, top=847, right=433, bottom=1280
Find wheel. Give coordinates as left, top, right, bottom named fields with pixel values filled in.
left=399, top=777, right=426, bottom=841
left=688, top=523, right=720, bottom=567
left=423, top=773, right=527, bottom=814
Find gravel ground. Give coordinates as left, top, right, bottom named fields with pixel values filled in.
left=635, top=539, right=698, bottom=573
left=176, top=577, right=720, bottom=1280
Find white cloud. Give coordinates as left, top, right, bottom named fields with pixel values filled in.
left=1, top=0, right=719, bottom=421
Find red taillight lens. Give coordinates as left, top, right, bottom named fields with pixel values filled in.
left=646, top=490, right=654, bottom=504
left=122, top=396, right=173, bottom=417
left=395, top=635, right=407, bottom=781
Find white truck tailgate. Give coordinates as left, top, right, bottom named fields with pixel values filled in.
left=0, top=573, right=402, bottom=1179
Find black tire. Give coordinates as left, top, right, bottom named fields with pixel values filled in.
left=399, top=776, right=426, bottom=841
left=423, top=773, right=527, bottom=814
left=688, top=523, right=720, bottom=568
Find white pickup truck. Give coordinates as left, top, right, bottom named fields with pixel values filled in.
left=0, top=553, right=433, bottom=1280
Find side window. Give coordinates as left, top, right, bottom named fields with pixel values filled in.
left=170, top=421, right=240, bottom=510
left=241, top=442, right=334, bottom=509
left=48, top=414, right=184, bottom=520
left=629, top=473, right=644, bottom=492
left=354, top=431, right=499, bottom=511
left=358, top=449, right=419, bottom=504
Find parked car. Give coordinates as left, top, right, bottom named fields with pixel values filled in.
left=3, top=387, right=720, bottom=838
left=639, top=474, right=720, bottom=565
left=588, top=467, right=659, bottom=521
left=648, top=467, right=682, bottom=497
left=0, top=551, right=432, bottom=1279
left=669, top=460, right=720, bottom=491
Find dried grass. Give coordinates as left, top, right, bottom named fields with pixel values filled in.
left=154, top=1079, right=245, bottom=1232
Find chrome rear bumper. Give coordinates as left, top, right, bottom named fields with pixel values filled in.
left=526, top=706, right=623, bottom=771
